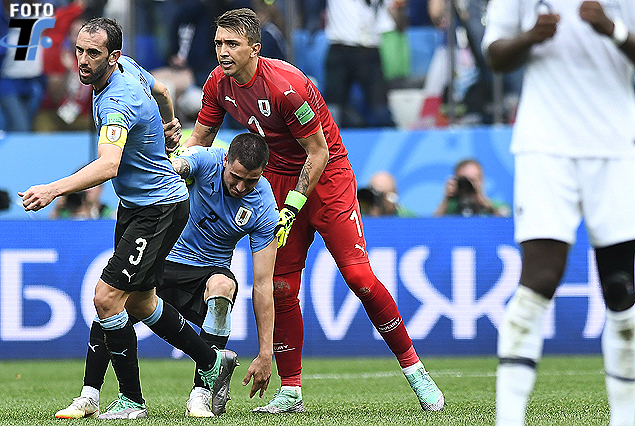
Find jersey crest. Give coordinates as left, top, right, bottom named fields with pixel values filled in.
left=235, top=206, right=253, bottom=226
left=258, top=99, right=271, bottom=117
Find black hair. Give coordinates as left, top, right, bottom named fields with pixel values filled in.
left=227, top=132, right=269, bottom=171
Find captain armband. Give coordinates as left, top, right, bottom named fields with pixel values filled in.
left=98, top=125, right=128, bottom=150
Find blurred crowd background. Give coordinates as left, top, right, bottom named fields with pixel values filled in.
left=0, top=0, right=524, bottom=135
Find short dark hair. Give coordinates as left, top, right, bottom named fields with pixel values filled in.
left=216, top=8, right=261, bottom=45
left=80, top=17, right=122, bottom=53
left=227, top=132, right=269, bottom=171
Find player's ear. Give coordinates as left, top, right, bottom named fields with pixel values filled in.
left=109, top=49, right=122, bottom=65
left=250, top=42, right=261, bottom=57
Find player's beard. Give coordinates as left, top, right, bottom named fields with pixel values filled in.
left=79, top=57, right=110, bottom=86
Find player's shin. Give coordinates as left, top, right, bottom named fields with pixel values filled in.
left=142, top=297, right=218, bottom=370
left=603, top=304, right=635, bottom=426
left=496, top=285, right=549, bottom=426
left=99, top=311, right=144, bottom=404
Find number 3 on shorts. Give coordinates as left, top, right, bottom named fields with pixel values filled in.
left=129, top=238, right=147, bottom=265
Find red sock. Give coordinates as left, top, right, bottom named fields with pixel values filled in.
left=273, top=271, right=303, bottom=385
left=340, top=263, right=416, bottom=365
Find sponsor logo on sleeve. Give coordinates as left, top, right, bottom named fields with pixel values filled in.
left=294, top=101, right=315, bottom=125
left=106, top=112, right=125, bottom=127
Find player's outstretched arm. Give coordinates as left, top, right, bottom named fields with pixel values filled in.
left=243, top=239, right=276, bottom=398
left=20, top=142, right=122, bottom=211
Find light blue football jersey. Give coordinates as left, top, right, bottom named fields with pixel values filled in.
left=92, top=55, right=187, bottom=208
left=166, top=146, right=278, bottom=268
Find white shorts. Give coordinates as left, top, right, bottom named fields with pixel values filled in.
left=514, top=153, right=635, bottom=248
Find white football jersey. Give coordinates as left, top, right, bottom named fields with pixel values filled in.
left=483, top=0, right=635, bottom=158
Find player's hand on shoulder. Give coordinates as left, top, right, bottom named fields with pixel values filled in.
left=579, top=1, right=613, bottom=36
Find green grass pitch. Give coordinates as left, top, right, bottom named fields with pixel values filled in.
left=0, top=355, right=607, bottom=425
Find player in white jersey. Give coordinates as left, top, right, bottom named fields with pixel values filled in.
left=482, top=1, right=635, bottom=425
left=55, top=132, right=277, bottom=419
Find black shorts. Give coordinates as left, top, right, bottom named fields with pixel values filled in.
left=101, top=200, right=189, bottom=292
left=157, top=260, right=238, bottom=327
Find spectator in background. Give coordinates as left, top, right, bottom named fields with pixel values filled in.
left=252, top=0, right=287, bottom=60
left=50, top=184, right=115, bottom=219
left=358, top=171, right=417, bottom=217
left=419, top=0, right=522, bottom=127
left=35, top=1, right=96, bottom=131
left=434, top=158, right=510, bottom=217
left=323, top=0, right=405, bottom=128
left=153, top=0, right=252, bottom=125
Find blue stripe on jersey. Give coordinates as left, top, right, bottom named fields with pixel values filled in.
left=92, top=55, right=187, bottom=207
left=166, top=146, right=278, bottom=268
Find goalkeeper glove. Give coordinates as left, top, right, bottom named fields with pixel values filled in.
left=275, top=190, right=307, bottom=248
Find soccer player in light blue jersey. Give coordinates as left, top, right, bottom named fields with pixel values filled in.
left=21, top=17, right=224, bottom=420
left=55, top=132, right=278, bottom=418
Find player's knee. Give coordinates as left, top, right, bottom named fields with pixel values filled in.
left=340, top=263, right=376, bottom=299
left=206, top=275, right=236, bottom=300
left=596, top=240, right=635, bottom=312
left=273, top=272, right=301, bottom=300
left=602, top=271, right=635, bottom=312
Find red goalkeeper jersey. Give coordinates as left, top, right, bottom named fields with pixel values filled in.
left=197, top=57, right=348, bottom=175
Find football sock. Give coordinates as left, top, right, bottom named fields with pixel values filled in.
left=142, top=297, right=217, bottom=371
left=603, top=304, right=635, bottom=426
left=192, top=329, right=228, bottom=389
left=83, top=320, right=110, bottom=391
left=496, top=285, right=549, bottom=426
left=80, top=386, right=100, bottom=403
left=272, top=271, right=303, bottom=384
left=99, top=311, right=144, bottom=404
left=496, top=363, right=537, bottom=426
left=402, top=361, right=423, bottom=376
left=202, top=296, right=232, bottom=337
left=340, top=263, right=413, bottom=359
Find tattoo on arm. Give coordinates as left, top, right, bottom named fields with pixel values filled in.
left=205, top=126, right=219, bottom=138
left=296, top=159, right=312, bottom=194
left=172, top=158, right=190, bottom=179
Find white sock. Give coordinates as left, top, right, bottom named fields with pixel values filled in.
left=402, top=361, right=423, bottom=376
left=281, top=385, right=301, bottom=396
left=496, top=363, right=537, bottom=426
left=606, top=376, right=635, bottom=426
left=80, top=386, right=99, bottom=403
left=603, top=305, right=635, bottom=426
left=496, top=286, right=550, bottom=426
left=190, top=386, right=210, bottom=398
